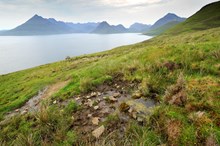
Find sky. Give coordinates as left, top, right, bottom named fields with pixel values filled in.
left=0, top=0, right=218, bottom=29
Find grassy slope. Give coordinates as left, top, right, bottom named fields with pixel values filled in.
left=0, top=1, right=220, bottom=145
left=144, top=21, right=181, bottom=36
left=166, top=1, right=220, bottom=34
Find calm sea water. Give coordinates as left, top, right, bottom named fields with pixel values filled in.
left=0, top=33, right=151, bottom=75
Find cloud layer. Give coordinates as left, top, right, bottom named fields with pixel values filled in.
left=0, top=0, right=218, bottom=29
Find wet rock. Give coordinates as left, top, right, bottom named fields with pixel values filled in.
left=92, top=117, right=100, bottom=125
left=92, top=125, right=105, bottom=138
left=119, top=102, right=130, bottom=112
left=94, top=106, right=99, bottom=110
left=132, top=92, right=142, bottom=99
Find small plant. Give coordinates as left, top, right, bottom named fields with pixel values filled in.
left=64, top=100, right=78, bottom=114
left=79, top=77, right=93, bottom=92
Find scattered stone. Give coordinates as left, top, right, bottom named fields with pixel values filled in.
left=132, top=92, right=142, bottom=99
left=91, top=92, right=97, bottom=97
left=92, top=125, right=105, bottom=138
left=137, top=117, right=143, bottom=122
left=103, top=96, right=108, bottom=100
left=71, top=116, right=75, bottom=120
left=15, top=109, right=19, bottom=112
left=116, top=85, right=120, bottom=89
left=21, top=110, right=28, bottom=115
left=92, top=117, right=100, bottom=125
left=94, top=106, right=99, bottom=110
left=88, top=114, right=92, bottom=118
left=128, top=107, right=133, bottom=113
left=109, top=96, right=118, bottom=102
left=53, top=100, right=57, bottom=104
left=86, top=95, right=91, bottom=99
left=113, top=93, right=120, bottom=98
left=119, top=102, right=130, bottom=112
left=97, top=92, right=102, bottom=96
left=132, top=112, right=137, bottom=119
left=75, top=97, right=80, bottom=101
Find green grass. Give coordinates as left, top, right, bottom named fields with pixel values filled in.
left=0, top=1, right=220, bottom=145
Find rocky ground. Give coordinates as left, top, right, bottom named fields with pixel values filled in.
left=1, top=79, right=158, bottom=141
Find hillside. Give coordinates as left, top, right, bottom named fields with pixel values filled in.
left=0, top=1, right=220, bottom=145
left=144, top=21, right=181, bottom=36
left=166, top=1, right=220, bottom=34
left=91, top=21, right=128, bottom=34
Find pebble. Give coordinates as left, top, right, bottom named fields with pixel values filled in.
left=94, top=106, right=99, bottom=110
left=92, top=125, right=105, bottom=138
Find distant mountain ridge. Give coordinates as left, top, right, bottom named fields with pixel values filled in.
left=144, top=13, right=186, bottom=36
left=0, top=13, right=186, bottom=35
left=0, top=15, right=100, bottom=35
left=150, top=13, right=186, bottom=30
left=91, top=21, right=128, bottom=34
left=128, top=23, right=151, bottom=33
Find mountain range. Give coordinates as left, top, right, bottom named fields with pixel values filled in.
left=0, top=13, right=186, bottom=35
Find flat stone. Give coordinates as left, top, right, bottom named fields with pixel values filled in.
left=92, top=117, right=100, bottom=125
left=113, top=93, right=120, bottom=98
left=92, top=125, right=105, bottom=138
left=109, top=96, right=118, bottom=102
left=94, top=106, right=99, bottom=110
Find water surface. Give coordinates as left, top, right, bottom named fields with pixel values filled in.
left=0, top=33, right=151, bottom=75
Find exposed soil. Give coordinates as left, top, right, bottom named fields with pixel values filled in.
left=1, top=79, right=158, bottom=140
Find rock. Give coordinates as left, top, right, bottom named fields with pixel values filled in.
left=92, top=117, right=100, bottom=125
left=94, top=106, right=99, bottom=110
left=75, top=97, right=80, bottom=101
left=116, top=85, right=120, bottom=89
left=97, top=92, right=102, bottom=96
left=109, top=96, right=118, bottom=102
left=119, top=102, right=130, bottom=112
left=91, top=92, right=97, bottom=97
left=132, top=92, right=142, bottom=99
left=53, top=100, right=57, bottom=104
left=132, top=112, right=137, bottom=119
left=88, top=114, right=92, bottom=118
left=21, top=110, right=28, bottom=115
left=103, top=96, right=108, bottom=100
left=128, top=107, right=133, bottom=113
left=113, top=93, right=120, bottom=98
left=92, top=125, right=105, bottom=138
left=137, top=117, right=143, bottom=122
left=71, top=116, right=75, bottom=120
left=86, top=95, right=91, bottom=99
left=15, top=109, right=19, bottom=112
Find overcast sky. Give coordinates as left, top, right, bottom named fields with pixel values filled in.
left=0, top=0, right=218, bottom=29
